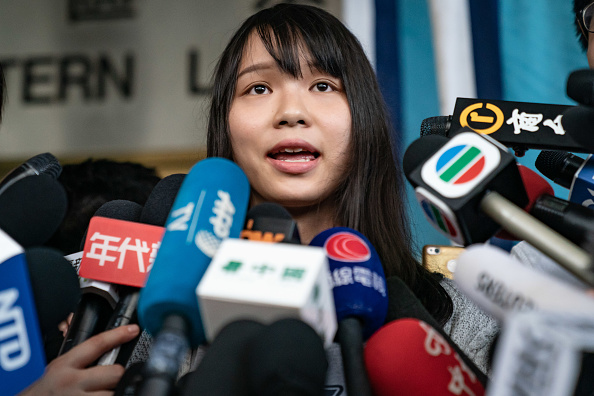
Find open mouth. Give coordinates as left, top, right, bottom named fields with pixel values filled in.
left=268, top=147, right=320, bottom=162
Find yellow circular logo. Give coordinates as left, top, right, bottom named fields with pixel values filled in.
left=459, top=103, right=504, bottom=135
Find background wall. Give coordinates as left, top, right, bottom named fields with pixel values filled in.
left=0, top=0, right=341, bottom=174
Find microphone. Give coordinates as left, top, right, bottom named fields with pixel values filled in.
left=240, top=202, right=301, bottom=244
left=245, top=318, right=328, bottom=396
left=404, top=131, right=594, bottom=286
left=419, top=97, right=580, bottom=156
left=453, top=244, right=594, bottom=321
left=384, top=276, right=490, bottom=385
left=98, top=174, right=183, bottom=367
left=0, top=152, right=61, bottom=196
left=197, top=238, right=337, bottom=345
left=78, top=206, right=164, bottom=289
left=24, top=247, right=81, bottom=337
left=364, top=318, right=485, bottom=396
left=535, top=150, right=594, bottom=207
left=0, top=173, right=67, bottom=248
left=140, top=173, right=186, bottom=227
left=59, top=200, right=144, bottom=355
left=0, top=230, right=46, bottom=395
left=566, top=68, right=594, bottom=106
left=180, top=319, right=265, bottom=396
left=488, top=310, right=594, bottom=396
left=309, top=227, right=388, bottom=396
left=137, top=157, right=249, bottom=396
left=24, top=246, right=81, bottom=363
left=530, top=194, right=594, bottom=247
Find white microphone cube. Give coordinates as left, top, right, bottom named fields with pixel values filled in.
left=197, top=238, right=337, bottom=346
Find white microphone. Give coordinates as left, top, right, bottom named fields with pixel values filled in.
left=196, top=238, right=337, bottom=346
left=454, top=244, right=594, bottom=322
left=488, top=310, right=594, bottom=396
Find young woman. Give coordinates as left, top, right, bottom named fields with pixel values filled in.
left=207, top=2, right=498, bottom=376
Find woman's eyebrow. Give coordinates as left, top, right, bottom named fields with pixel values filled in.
left=237, top=61, right=276, bottom=79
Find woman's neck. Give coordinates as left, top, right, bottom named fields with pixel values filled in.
left=283, top=202, right=337, bottom=245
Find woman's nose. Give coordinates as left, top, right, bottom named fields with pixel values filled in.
left=274, top=91, right=310, bottom=128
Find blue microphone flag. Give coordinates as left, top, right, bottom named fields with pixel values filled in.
left=310, top=227, right=388, bottom=339
left=138, top=158, right=249, bottom=347
left=0, top=229, right=45, bottom=395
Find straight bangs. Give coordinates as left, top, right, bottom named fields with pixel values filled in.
left=251, top=7, right=345, bottom=80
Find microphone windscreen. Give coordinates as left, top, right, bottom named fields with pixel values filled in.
left=561, top=105, right=594, bottom=152
left=94, top=199, right=143, bottom=220
left=567, top=69, right=594, bottom=106
left=246, top=318, right=328, bottom=396
left=246, top=202, right=292, bottom=220
left=79, top=199, right=143, bottom=250
left=243, top=202, right=301, bottom=244
left=365, top=319, right=485, bottom=396
left=454, top=244, right=594, bottom=321
left=402, top=135, right=448, bottom=181
left=180, top=320, right=265, bottom=396
left=0, top=173, right=67, bottom=247
left=25, top=247, right=81, bottom=334
left=140, top=173, right=185, bottom=226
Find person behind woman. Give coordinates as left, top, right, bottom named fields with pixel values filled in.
left=207, top=3, right=498, bottom=375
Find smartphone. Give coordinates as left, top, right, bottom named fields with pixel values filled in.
left=422, top=245, right=465, bottom=279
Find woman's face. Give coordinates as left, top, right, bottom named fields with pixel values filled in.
left=228, top=33, right=352, bottom=209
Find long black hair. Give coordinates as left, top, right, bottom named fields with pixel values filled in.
left=207, top=3, right=453, bottom=325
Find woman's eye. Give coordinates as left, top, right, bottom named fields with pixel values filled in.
left=313, top=82, right=333, bottom=92
left=248, top=85, right=269, bottom=95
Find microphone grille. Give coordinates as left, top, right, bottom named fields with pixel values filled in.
left=535, top=150, right=581, bottom=189
left=420, top=116, right=451, bottom=137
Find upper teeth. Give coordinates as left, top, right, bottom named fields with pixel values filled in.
left=281, top=148, right=304, bottom=153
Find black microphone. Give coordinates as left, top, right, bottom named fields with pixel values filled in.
left=404, top=131, right=594, bottom=286
left=534, top=150, right=594, bottom=208
left=180, top=320, right=265, bottom=396
left=530, top=194, right=594, bottom=247
left=245, top=318, right=328, bottom=396
left=566, top=69, right=594, bottom=106
left=534, top=150, right=583, bottom=189
left=420, top=97, right=582, bottom=156
left=139, top=173, right=185, bottom=227
left=24, top=247, right=81, bottom=335
left=59, top=200, right=143, bottom=356
left=240, top=202, right=301, bottom=244
left=0, top=173, right=67, bottom=248
left=0, top=152, right=62, bottom=196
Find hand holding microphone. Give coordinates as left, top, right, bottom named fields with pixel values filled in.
left=19, top=324, right=140, bottom=396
